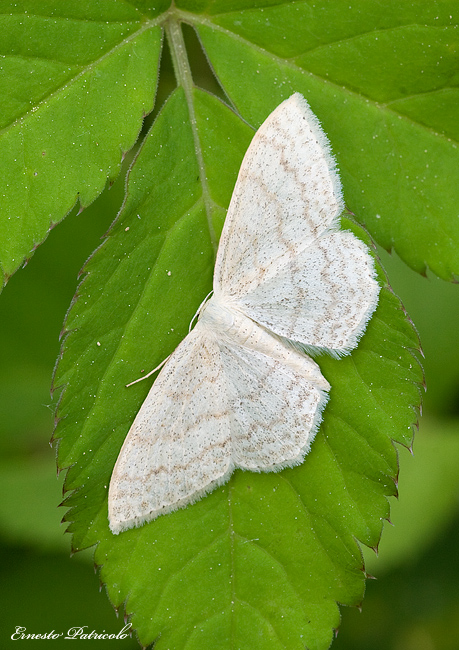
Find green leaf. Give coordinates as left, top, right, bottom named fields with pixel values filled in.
left=54, top=81, right=423, bottom=649
left=0, top=1, right=162, bottom=286
left=190, top=0, right=459, bottom=280
left=376, top=246, right=459, bottom=416
left=3, top=2, right=458, bottom=286
left=24, top=1, right=459, bottom=647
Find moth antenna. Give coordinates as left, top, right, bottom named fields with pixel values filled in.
left=125, top=355, right=171, bottom=387
left=189, top=290, right=213, bottom=332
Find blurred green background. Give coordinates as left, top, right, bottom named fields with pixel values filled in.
left=1, top=34, right=459, bottom=650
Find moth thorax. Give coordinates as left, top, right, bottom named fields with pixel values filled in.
left=199, top=297, right=255, bottom=343
left=199, top=297, right=234, bottom=331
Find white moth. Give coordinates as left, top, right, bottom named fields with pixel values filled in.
left=108, top=93, right=380, bottom=534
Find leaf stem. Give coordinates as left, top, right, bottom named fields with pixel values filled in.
left=165, top=18, right=218, bottom=256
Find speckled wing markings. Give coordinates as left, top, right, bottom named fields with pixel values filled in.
left=214, top=93, right=379, bottom=354
left=108, top=93, right=380, bottom=534
left=109, top=314, right=330, bottom=533
left=213, top=93, right=344, bottom=301
left=238, top=231, right=379, bottom=354
left=109, top=319, right=330, bottom=534
left=109, top=325, right=233, bottom=535
left=218, top=341, right=329, bottom=471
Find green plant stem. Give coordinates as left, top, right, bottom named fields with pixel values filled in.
left=165, top=17, right=218, bottom=256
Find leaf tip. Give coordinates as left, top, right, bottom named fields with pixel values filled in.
left=369, top=543, right=379, bottom=557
